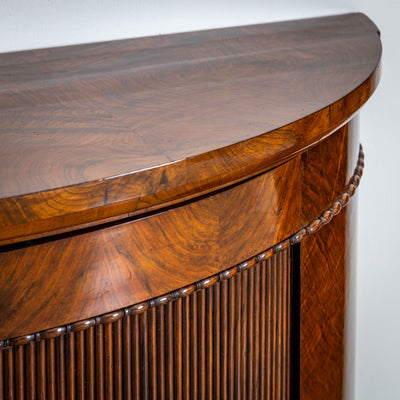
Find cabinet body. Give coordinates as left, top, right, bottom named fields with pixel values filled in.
left=0, top=13, right=380, bottom=399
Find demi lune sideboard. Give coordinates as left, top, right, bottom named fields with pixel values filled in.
left=0, top=13, right=381, bottom=400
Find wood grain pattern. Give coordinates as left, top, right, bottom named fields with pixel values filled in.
left=0, top=135, right=366, bottom=399
left=300, top=120, right=359, bottom=399
left=0, top=158, right=301, bottom=340
left=0, top=249, right=292, bottom=400
left=301, top=120, right=360, bottom=226
left=0, top=136, right=366, bottom=399
left=0, top=13, right=380, bottom=400
left=0, top=135, right=364, bottom=354
left=0, top=13, right=381, bottom=245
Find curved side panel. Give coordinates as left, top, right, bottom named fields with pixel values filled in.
left=300, top=119, right=359, bottom=399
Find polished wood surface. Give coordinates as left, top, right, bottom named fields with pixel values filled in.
left=0, top=138, right=366, bottom=399
left=0, top=159, right=300, bottom=340
left=0, top=13, right=381, bottom=400
left=0, top=250, right=292, bottom=400
left=0, top=13, right=381, bottom=245
left=300, top=120, right=359, bottom=399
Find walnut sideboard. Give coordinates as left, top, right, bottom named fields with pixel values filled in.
left=0, top=13, right=381, bottom=400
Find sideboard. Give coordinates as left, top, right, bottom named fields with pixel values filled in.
left=0, top=13, right=381, bottom=399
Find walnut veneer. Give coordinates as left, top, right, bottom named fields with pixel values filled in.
left=0, top=13, right=381, bottom=399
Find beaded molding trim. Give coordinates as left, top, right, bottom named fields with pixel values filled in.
left=0, top=145, right=364, bottom=350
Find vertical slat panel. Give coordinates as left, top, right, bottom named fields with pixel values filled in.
left=6, top=348, right=14, bottom=400
left=0, top=349, right=4, bottom=399
left=96, top=325, right=105, bottom=400
left=114, top=319, right=123, bottom=400
left=67, top=332, right=76, bottom=400
left=174, top=298, right=183, bottom=400
left=254, top=263, right=261, bottom=400
left=38, top=341, right=46, bottom=400
left=47, top=339, right=56, bottom=400
left=104, top=323, right=113, bottom=400
left=157, top=306, right=166, bottom=400
left=57, top=335, right=66, bottom=400
left=277, top=251, right=283, bottom=399
left=149, top=307, right=158, bottom=400
left=286, top=249, right=291, bottom=399
left=282, top=249, right=288, bottom=399
left=220, top=279, right=228, bottom=400
left=248, top=267, right=255, bottom=400
left=86, top=326, right=95, bottom=400
left=15, top=345, right=24, bottom=400
left=241, top=269, right=248, bottom=399
left=165, top=302, right=174, bottom=400
left=259, top=260, right=267, bottom=400
left=272, top=256, right=278, bottom=400
left=76, top=331, right=85, bottom=400
left=198, top=289, right=206, bottom=400
left=213, top=283, right=220, bottom=400
left=267, top=258, right=273, bottom=400
left=140, top=311, right=149, bottom=400
left=189, top=293, right=198, bottom=400
left=0, top=249, right=292, bottom=400
left=232, top=274, right=242, bottom=399
left=123, top=315, right=132, bottom=400
left=182, top=298, right=190, bottom=400
left=132, top=315, right=141, bottom=400
left=26, top=342, right=36, bottom=399
left=206, top=287, right=213, bottom=400
left=227, top=275, right=235, bottom=400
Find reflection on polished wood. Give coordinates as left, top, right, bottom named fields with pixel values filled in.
left=0, top=13, right=380, bottom=399
left=300, top=120, right=360, bottom=399
left=0, top=159, right=301, bottom=339
left=0, top=251, right=292, bottom=399
left=0, top=13, right=381, bottom=245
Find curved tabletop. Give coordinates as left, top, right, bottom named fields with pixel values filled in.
left=0, top=13, right=381, bottom=245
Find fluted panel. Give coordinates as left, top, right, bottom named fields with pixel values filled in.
left=0, top=249, right=291, bottom=399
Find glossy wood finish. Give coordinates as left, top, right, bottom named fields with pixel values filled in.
left=0, top=13, right=381, bottom=245
left=0, top=13, right=381, bottom=400
left=0, top=158, right=301, bottom=340
left=0, top=250, right=292, bottom=400
left=0, top=139, right=366, bottom=398
left=300, top=120, right=359, bottom=399
left=0, top=136, right=366, bottom=398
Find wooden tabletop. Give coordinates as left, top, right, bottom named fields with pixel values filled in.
left=0, top=13, right=381, bottom=245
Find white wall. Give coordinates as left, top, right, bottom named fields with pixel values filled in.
left=0, top=0, right=352, bottom=53
left=349, top=2, right=400, bottom=399
left=1, top=1, right=398, bottom=399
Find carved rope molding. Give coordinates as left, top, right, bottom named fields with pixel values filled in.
left=0, top=145, right=364, bottom=350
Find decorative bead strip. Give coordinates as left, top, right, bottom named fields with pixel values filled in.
left=0, top=145, right=364, bottom=350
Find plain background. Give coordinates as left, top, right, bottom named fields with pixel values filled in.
left=0, top=1, right=398, bottom=399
